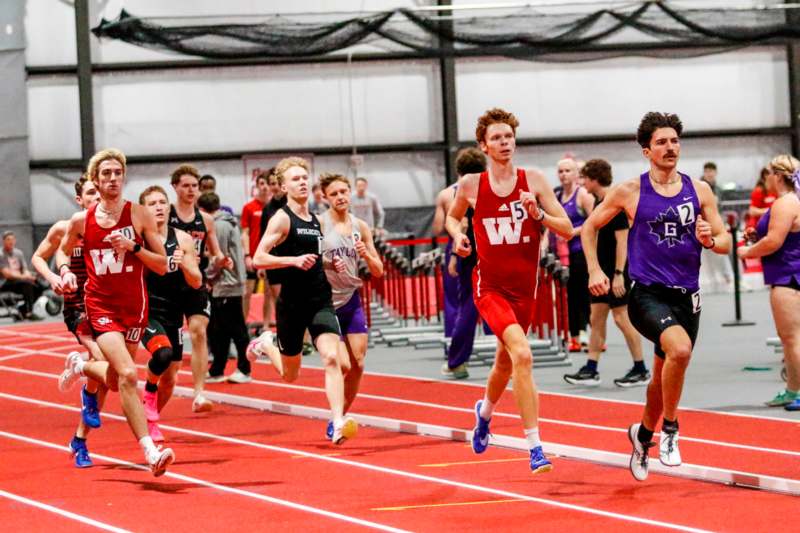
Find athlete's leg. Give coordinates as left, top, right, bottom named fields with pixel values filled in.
left=94, top=333, right=148, bottom=440
left=187, top=313, right=210, bottom=397
left=500, top=324, right=540, bottom=429
left=587, top=303, right=610, bottom=362
left=342, top=333, right=367, bottom=414
left=243, top=277, right=256, bottom=319
left=655, top=325, right=693, bottom=423
left=316, top=332, right=345, bottom=422
left=771, top=287, right=800, bottom=392
left=611, top=305, right=644, bottom=363
left=157, top=362, right=181, bottom=413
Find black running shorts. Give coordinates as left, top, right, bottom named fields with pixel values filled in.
left=141, top=316, right=184, bottom=363
left=275, top=299, right=341, bottom=356
left=627, top=282, right=700, bottom=359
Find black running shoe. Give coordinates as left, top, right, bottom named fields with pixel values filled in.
left=614, top=368, right=651, bottom=388
left=563, top=366, right=601, bottom=386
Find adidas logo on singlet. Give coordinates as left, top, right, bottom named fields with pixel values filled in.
left=498, top=204, right=510, bottom=212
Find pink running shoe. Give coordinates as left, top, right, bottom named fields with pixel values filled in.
left=143, top=390, right=159, bottom=422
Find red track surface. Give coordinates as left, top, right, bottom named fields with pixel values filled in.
left=1, top=322, right=798, bottom=532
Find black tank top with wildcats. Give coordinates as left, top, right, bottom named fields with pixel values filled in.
left=278, top=205, right=332, bottom=306
left=169, top=205, right=208, bottom=271
left=147, top=227, right=189, bottom=312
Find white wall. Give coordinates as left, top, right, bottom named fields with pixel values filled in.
left=29, top=150, right=444, bottom=224
left=456, top=47, right=790, bottom=141
left=514, top=134, right=791, bottom=192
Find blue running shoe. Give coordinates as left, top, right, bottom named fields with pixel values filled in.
left=785, top=398, right=800, bottom=411
left=69, top=436, right=93, bottom=468
left=529, top=446, right=552, bottom=474
left=471, top=400, right=491, bottom=454
left=81, top=386, right=101, bottom=429
left=326, top=420, right=334, bottom=439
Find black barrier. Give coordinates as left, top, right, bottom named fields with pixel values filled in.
left=721, top=211, right=755, bottom=327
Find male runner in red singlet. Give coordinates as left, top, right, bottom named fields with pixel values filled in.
left=446, top=108, right=573, bottom=473
left=31, top=175, right=104, bottom=468
left=56, top=148, right=175, bottom=476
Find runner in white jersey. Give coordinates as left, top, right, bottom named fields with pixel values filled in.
left=318, top=173, right=384, bottom=439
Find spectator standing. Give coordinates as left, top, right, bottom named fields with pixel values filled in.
left=199, top=192, right=252, bottom=383
left=746, top=167, right=777, bottom=229
left=351, top=177, right=385, bottom=232
left=309, top=183, right=330, bottom=215
left=0, top=230, right=44, bottom=319
left=699, top=162, right=734, bottom=293
left=738, top=155, right=800, bottom=411
left=241, top=170, right=272, bottom=330
left=199, top=174, right=234, bottom=214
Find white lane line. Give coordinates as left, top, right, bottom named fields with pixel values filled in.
left=5, top=324, right=795, bottom=425
left=0, top=392, right=722, bottom=532
left=2, top=357, right=799, bottom=461
left=0, top=430, right=410, bottom=533
left=0, top=488, right=131, bottom=532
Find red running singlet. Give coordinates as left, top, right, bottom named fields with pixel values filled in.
left=83, top=201, right=148, bottom=342
left=472, top=168, right=542, bottom=335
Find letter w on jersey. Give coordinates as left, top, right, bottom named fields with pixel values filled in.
left=90, top=248, right=126, bottom=275
left=482, top=217, right=522, bottom=245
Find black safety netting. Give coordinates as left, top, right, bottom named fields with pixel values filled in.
left=91, top=2, right=800, bottom=62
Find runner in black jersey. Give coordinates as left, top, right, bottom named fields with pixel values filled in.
left=248, top=156, right=356, bottom=445
left=31, top=175, right=104, bottom=468
left=139, top=185, right=202, bottom=442
left=169, top=164, right=232, bottom=413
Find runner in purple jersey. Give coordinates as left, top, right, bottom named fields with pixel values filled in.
left=580, top=112, right=731, bottom=482
left=738, top=154, right=800, bottom=411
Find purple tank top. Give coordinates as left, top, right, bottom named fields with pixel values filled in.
left=755, top=208, right=800, bottom=285
left=628, top=172, right=702, bottom=291
left=560, top=187, right=586, bottom=254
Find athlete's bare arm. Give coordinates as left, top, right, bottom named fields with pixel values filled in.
left=57, top=211, right=87, bottom=293
left=526, top=169, right=573, bottom=240
left=356, top=219, right=384, bottom=278
left=130, top=203, right=168, bottom=275
left=175, top=229, right=203, bottom=289
left=613, top=228, right=629, bottom=297
left=739, top=193, right=800, bottom=258
left=582, top=179, right=640, bottom=296
left=445, top=173, right=478, bottom=257
left=431, top=187, right=454, bottom=236
left=201, top=210, right=233, bottom=270
left=31, top=220, right=69, bottom=293
left=253, top=210, right=316, bottom=270
left=693, top=179, right=732, bottom=254
left=571, top=186, right=596, bottom=238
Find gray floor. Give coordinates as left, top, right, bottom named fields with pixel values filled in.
left=302, top=288, right=795, bottom=421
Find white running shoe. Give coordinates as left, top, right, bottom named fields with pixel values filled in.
left=146, top=445, right=175, bottom=477
left=627, top=423, right=653, bottom=481
left=192, top=394, right=213, bottom=413
left=659, top=430, right=682, bottom=467
left=58, top=351, right=87, bottom=392
left=227, top=369, right=252, bottom=384
left=246, top=330, right=273, bottom=362
left=332, top=416, right=358, bottom=445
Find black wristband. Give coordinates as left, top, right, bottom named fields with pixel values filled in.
left=702, top=238, right=715, bottom=250
left=614, top=269, right=624, bottom=276
left=132, top=243, right=142, bottom=254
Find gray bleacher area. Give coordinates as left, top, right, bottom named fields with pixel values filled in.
left=367, top=234, right=572, bottom=370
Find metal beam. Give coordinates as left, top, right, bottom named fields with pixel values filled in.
left=29, top=127, right=792, bottom=172
left=787, top=2, right=800, bottom=155
left=74, top=0, right=95, bottom=164
left=438, top=0, right=459, bottom=184
left=25, top=41, right=763, bottom=78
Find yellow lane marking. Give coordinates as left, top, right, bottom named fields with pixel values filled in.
left=420, top=457, right=528, bottom=467
left=373, top=499, right=526, bottom=511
